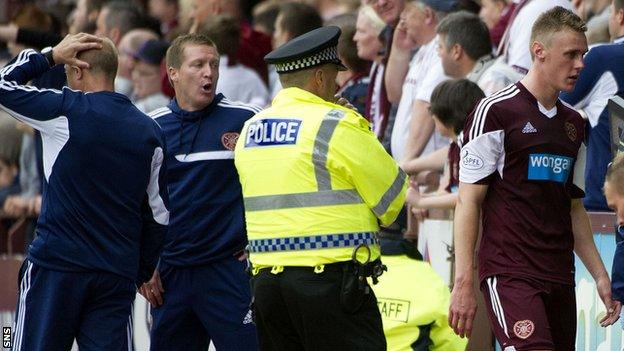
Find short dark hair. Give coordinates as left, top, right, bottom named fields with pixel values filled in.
left=103, top=1, right=144, bottom=37
left=615, top=0, right=624, bottom=11
left=430, top=79, right=485, bottom=135
left=436, top=11, right=492, bottom=61
left=166, top=33, right=216, bottom=69
left=201, top=15, right=240, bottom=58
left=278, top=3, right=322, bottom=39
left=253, top=1, right=281, bottom=36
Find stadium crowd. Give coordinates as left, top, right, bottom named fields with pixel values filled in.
left=1, top=0, right=624, bottom=350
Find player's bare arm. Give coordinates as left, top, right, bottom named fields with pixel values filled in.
left=449, top=181, right=488, bottom=338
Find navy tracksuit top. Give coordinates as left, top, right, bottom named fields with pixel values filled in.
left=150, top=95, right=260, bottom=267
left=0, top=49, right=169, bottom=284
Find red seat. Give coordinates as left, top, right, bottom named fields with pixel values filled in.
left=7, top=218, right=28, bottom=255
left=0, top=256, right=23, bottom=311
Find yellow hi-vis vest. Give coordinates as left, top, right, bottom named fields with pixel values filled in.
left=234, top=88, right=407, bottom=268
left=372, top=255, right=467, bottom=351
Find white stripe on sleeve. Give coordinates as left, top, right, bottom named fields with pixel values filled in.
left=174, top=151, right=234, bottom=162
left=147, top=146, right=169, bottom=225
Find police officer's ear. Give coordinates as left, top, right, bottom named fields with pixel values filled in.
left=313, top=67, right=325, bottom=88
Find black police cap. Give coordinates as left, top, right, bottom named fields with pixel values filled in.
left=265, top=26, right=347, bottom=74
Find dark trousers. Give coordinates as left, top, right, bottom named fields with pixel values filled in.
left=12, top=259, right=136, bottom=351
left=252, top=263, right=386, bottom=351
left=150, top=257, right=258, bottom=351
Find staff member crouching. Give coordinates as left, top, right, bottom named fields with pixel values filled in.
left=234, top=26, right=408, bottom=351
left=373, top=233, right=467, bottom=350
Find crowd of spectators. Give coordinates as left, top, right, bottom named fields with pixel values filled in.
left=0, top=0, right=619, bottom=308
left=0, top=0, right=618, bottom=262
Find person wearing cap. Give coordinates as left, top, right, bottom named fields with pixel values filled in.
left=142, top=32, right=260, bottom=350
left=372, top=234, right=467, bottom=351
left=132, top=39, right=171, bottom=113
left=234, top=26, right=407, bottom=350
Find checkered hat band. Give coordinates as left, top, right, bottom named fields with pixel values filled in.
left=248, top=232, right=378, bottom=253
left=275, top=46, right=340, bottom=73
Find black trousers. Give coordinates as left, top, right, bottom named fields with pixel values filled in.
left=251, top=263, right=386, bottom=351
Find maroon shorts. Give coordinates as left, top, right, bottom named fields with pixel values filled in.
left=480, top=274, right=576, bottom=350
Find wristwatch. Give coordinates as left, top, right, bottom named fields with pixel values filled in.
left=41, top=46, right=55, bottom=67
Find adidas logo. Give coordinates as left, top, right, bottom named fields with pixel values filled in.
left=242, top=309, right=253, bottom=325
left=522, top=122, right=537, bottom=134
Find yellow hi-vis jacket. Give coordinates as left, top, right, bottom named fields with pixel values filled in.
left=372, top=255, right=467, bottom=351
left=234, top=88, right=407, bottom=268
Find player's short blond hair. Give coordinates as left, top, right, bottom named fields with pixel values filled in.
left=606, top=153, right=624, bottom=195
left=530, top=6, right=586, bottom=52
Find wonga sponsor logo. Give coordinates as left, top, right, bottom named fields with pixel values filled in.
left=527, top=153, right=572, bottom=183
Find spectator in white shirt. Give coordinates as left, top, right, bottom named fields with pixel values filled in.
left=499, top=0, right=573, bottom=74
left=389, top=0, right=454, bottom=163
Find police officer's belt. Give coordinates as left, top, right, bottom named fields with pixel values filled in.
left=248, top=232, right=377, bottom=253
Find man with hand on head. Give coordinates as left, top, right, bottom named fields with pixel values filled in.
left=1, top=33, right=169, bottom=350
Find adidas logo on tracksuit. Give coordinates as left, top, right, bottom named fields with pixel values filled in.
left=243, top=309, right=253, bottom=325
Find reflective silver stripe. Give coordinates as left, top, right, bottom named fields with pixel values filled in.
left=244, top=109, right=364, bottom=212
left=249, top=232, right=377, bottom=252
left=372, top=168, right=407, bottom=217
left=244, top=189, right=363, bottom=211
left=313, top=109, right=346, bottom=190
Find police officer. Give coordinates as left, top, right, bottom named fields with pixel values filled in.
left=234, top=26, right=407, bottom=350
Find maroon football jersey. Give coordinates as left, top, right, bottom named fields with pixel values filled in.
left=460, top=83, right=585, bottom=285
left=445, top=141, right=460, bottom=193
